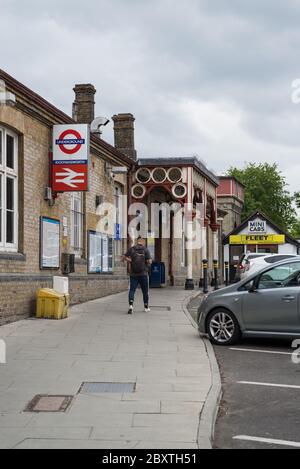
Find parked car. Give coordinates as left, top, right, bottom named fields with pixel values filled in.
left=240, top=254, right=300, bottom=280
left=197, top=257, right=300, bottom=345
left=234, top=252, right=267, bottom=282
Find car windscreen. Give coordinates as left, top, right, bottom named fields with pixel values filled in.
left=247, top=254, right=266, bottom=260
left=265, top=255, right=296, bottom=264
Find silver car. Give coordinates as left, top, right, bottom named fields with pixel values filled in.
left=197, top=257, right=300, bottom=345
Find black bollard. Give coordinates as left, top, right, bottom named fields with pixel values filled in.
left=225, top=261, right=229, bottom=286
left=213, top=259, right=219, bottom=290
left=202, top=259, right=208, bottom=294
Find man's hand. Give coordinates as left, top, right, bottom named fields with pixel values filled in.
left=121, top=255, right=131, bottom=263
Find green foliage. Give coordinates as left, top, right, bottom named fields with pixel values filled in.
left=290, top=219, right=300, bottom=239
left=294, top=191, right=300, bottom=209
left=227, top=163, right=297, bottom=233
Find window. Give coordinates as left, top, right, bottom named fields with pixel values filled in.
left=241, top=278, right=255, bottom=291
left=6, top=135, right=15, bottom=169
left=0, top=126, right=18, bottom=251
left=258, top=262, right=300, bottom=290
left=88, top=231, right=113, bottom=273
left=257, top=245, right=278, bottom=254
left=265, top=255, right=296, bottom=264
left=70, top=192, right=83, bottom=256
left=114, top=184, right=122, bottom=257
left=247, top=254, right=266, bottom=260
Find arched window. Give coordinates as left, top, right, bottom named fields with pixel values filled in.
left=0, top=126, right=18, bottom=251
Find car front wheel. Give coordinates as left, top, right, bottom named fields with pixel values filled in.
left=206, top=308, right=241, bottom=346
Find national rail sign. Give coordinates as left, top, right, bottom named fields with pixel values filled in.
left=52, top=164, right=88, bottom=192
left=52, top=124, right=89, bottom=192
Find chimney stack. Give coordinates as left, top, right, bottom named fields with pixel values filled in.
left=73, top=84, right=96, bottom=124
left=112, top=113, right=137, bottom=160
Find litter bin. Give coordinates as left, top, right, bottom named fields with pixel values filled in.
left=36, top=288, right=69, bottom=319
left=150, top=262, right=165, bottom=288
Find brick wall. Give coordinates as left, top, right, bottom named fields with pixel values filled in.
left=0, top=85, right=130, bottom=325
left=0, top=274, right=129, bottom=326
left=0, top=276, right=52, bottom=325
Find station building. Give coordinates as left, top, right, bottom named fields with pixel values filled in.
left=131, top=157, right=219, bottom=289
left=217, top=176, right=245, bottom=235
left=111, top=111, right=222, bottom=288
left=0, top=69, right=223, bottom=324
left=216, top=176, right=245, bottom=279
left=0, top=70, right=132, bottom=324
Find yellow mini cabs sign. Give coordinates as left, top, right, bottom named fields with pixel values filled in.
left=229, top=234, right=285, bottom=245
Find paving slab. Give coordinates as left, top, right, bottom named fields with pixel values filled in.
left=0, top=288, right=216, bottom=449
left=14, top=438, right=138, bottom=449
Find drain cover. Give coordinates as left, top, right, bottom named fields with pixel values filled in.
left=79, top=382, right=136, bottom=393
left=24, top=395, right=73, bottom=413
left=149, top=306, right=171, bottom=311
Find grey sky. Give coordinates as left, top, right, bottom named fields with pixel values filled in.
left=1, top=0, right=300, bottom=193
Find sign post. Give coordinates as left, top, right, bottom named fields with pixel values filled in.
left=52, top=124, right=89, bottom=192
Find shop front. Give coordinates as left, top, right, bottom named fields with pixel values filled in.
left=223, top=210, right=300, bottom=282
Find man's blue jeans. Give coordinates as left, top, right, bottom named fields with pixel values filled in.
left=129, top=275, right=149, bottom=306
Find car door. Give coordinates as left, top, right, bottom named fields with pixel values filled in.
left=242, top=261, right=300, bottom=333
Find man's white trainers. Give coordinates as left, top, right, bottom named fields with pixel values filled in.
left=144, top=306, right=150, bottom=313
left=128, top=305, right=133, bottom=314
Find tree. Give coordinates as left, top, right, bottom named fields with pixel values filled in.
left=294, top=191, right=300, bottom=209
left=292, top=192, right=300, bottom=239
left=290, top=219, right=300, bottom=239
left=227, top=163, right=297, bottom=232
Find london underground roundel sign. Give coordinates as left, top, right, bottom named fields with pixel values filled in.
left=57, top=128, right=85, bottom=155
left=53, top=124, right=89, bottom=161
left=52, top=124, right=90, bottom=192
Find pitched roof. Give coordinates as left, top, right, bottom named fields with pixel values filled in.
left=0, top=68, right=133, bottom=167
left=223, top=209, right=300, bottom=246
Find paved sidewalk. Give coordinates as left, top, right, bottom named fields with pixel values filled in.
left=0, top=288, right=215, bottom=449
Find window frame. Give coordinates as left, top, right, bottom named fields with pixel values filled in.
left=88, top=230, right=114, bottom=274
left=0, top=126, right=18, bottom=252
left=239, top=261, right=300, bottom=292
left=114, top=183, right=123, bottom=258
left=70, top=191, right=83, bottom=257
left=256, top=261, right=300, bottom=290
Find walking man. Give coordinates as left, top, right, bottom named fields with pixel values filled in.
left=124, top=237, right=152, bottom=314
